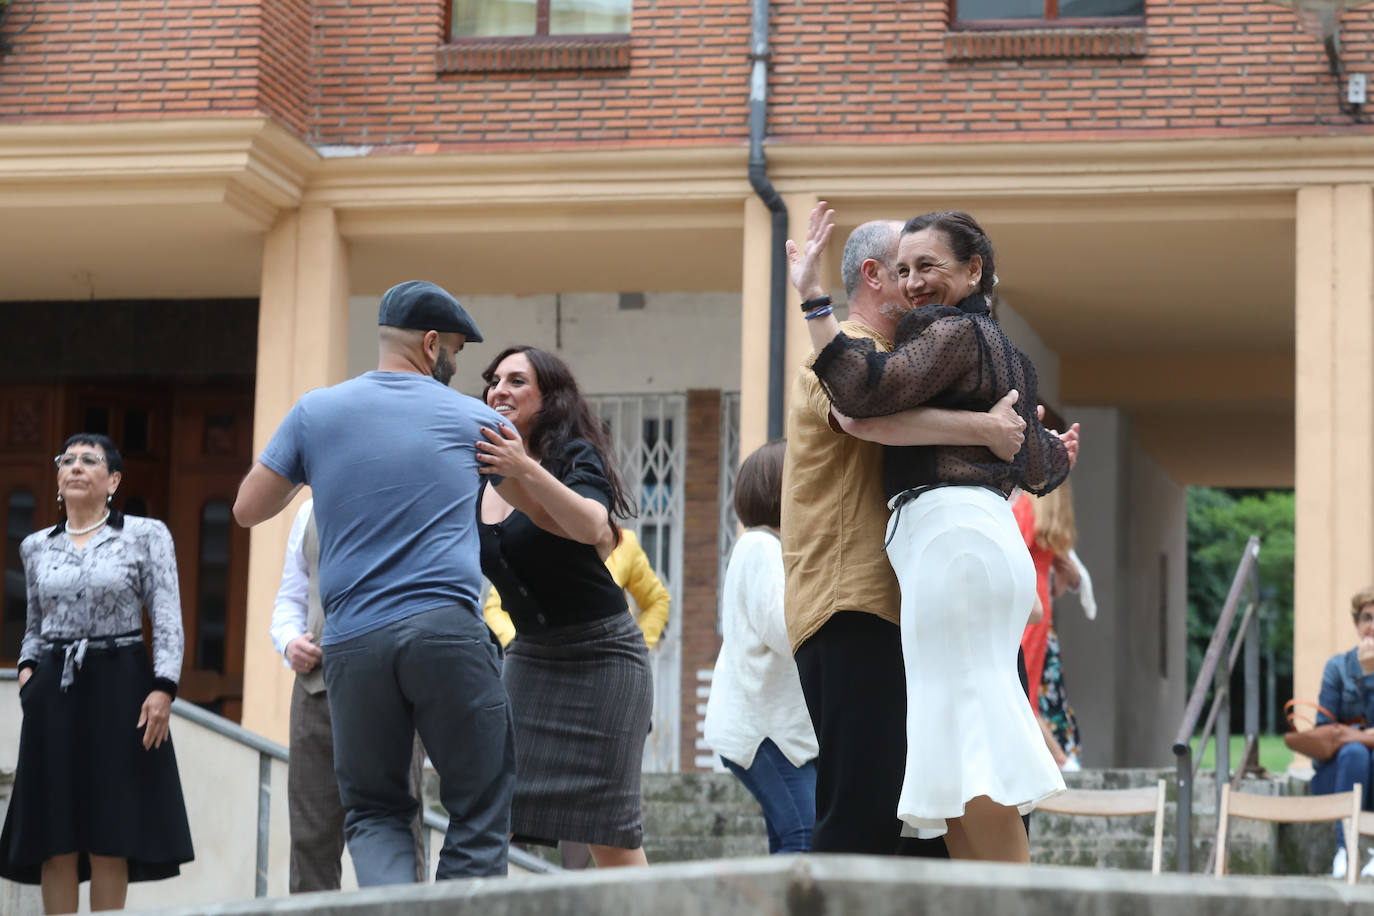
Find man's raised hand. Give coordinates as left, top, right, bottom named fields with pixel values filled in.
left=785, top=200, right=836, bottom=301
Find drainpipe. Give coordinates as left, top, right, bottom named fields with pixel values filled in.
left=747, top=0, right=787, bottom=440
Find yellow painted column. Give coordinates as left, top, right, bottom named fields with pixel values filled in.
left=739, top=196, right=772, bottom=463
left=783, top=192, right=821, bottom=418
left=240, top=206, right=351, bottom=745
left=1293, top=185, right=1374, bottom=719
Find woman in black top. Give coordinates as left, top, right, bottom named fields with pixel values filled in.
left=475, top=345, right=652, bottom=868
left=789, top=204, right=1076, bottom=863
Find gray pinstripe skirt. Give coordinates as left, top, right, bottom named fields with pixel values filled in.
left=504, top=611, right=653, bottom=849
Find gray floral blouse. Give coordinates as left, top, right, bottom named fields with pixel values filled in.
left=19, top=514, right=184, bottom=690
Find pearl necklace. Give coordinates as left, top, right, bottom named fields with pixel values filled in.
left=67, top=511, right=110, bottom=536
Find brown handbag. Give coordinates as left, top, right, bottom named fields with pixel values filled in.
left=1283, top=698, right=1365, bottom=763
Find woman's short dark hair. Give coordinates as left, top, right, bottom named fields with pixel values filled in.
left=61, top=433, right=123, bottom=475
left=734, top=439, right=785, bottom=529
left=903, top=210, right=997, bottom=298
left=481, top=345, right=635, bottom=522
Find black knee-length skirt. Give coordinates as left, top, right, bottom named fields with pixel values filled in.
left=504, top=612, right=653, bottom=849
left=0, top=642, right=195, bottom=884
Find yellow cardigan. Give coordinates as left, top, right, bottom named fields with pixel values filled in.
left=483, top=529, right=670, bottom=649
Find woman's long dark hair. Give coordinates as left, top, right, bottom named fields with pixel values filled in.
left=481, top=345, right=637, bottom=523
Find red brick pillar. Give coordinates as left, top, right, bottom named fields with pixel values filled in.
left=681, top=389, right=723, bottom=772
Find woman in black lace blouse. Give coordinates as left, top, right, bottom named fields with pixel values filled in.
left=787, top=204, right=1077, bottom=863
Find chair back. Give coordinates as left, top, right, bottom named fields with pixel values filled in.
left=1036, top=780, right=1167, bottom=874
left=1215, top=783, right=1361, bottom=882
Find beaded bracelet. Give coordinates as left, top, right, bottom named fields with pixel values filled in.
left=803, top=305, right=834, bottom=320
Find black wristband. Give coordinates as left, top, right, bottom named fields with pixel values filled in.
left=800, top=295, right=831, bottom=314
left=152, top=677, right=179, bottom=699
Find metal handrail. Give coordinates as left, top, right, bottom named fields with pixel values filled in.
left=0, top=668, right=558, bottom=886
left=1168, top=535, right=1262, bottom=873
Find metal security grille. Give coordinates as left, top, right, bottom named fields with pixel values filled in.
left=588, top=393, right=686, bottom=773
left=716, top=391, right=740, bottom=634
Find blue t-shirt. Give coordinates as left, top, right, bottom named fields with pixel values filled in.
left=259, top=371, right=504, bottom=646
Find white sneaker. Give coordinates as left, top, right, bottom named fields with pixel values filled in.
left=1333, top=846, right=1349, bottom=879
left=1361, top=850, right=1374, bottom=880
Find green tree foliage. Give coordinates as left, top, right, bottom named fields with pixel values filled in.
left=1186, top=487, right=1294, bottom=694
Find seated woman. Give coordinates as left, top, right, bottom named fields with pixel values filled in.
left=1311, top=586, right=1374, bottom=879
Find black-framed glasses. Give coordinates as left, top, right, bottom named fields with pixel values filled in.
left=53, top=453, right=105, bottom=469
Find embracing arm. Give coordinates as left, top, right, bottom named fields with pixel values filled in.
left=479, top=425, right=616, bottom=552
left=835, top=389, right=1027, bottom=461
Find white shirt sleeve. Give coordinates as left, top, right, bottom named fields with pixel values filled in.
left=1068, top=548, right=1096, bottom=621
left=269, top=500, right=314, bottom=664
left=738, top=533, right=791, bottom=658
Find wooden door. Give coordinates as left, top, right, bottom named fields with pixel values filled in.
left=1, top=381, right=254, bottom=721
left=62, top=385, right=174, bottom=521
left=0, top=385, right=63, bottom=664
left=167, top=390, right=253, bottom=721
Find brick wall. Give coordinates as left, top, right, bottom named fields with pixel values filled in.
left=0, top=0, right=307, bottom=130
left=1, top=0, right=1371, bottom=143
left=304, top=0, right=1374, bottom=146
left=310, top=0, right=752, bottom=145
left=768, top=0, right=1374, bottom=137
left=680, top=389, right=722, bottom=772
left=259, top=0, right=311, bottom=136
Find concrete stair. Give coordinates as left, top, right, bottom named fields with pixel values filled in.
left=640, top=767, right=1351, bottom=876
left=0, top=768, right=42, bottom=915
left=641, top=772, right=769, bottom=863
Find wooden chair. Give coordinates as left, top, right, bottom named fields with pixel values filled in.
left=1352, top=807, right=1374, bottom=876
left=1036, top=779, right=1167, bottom=874
left=1215, top=782, right=1361, bottom=882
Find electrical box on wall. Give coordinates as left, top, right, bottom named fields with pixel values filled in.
left=1349, top=74, right=1368, bottom=106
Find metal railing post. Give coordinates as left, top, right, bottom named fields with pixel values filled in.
left=256, top=752, right=271, bottom=898
left=1214, top=659, right=1230, bottom=814
left=1244, top=599, right=1260, bottom=765
left=1174, top=748, right=1193, bottom=873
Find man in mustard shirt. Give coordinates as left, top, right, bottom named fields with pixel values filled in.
left=783, top=212, right=1027, bottom=857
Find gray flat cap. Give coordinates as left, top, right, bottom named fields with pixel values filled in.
left=377, top=280, right=484, bottom=342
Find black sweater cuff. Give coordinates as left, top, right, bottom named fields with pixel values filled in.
left=152, top=677, right=179, bottom=699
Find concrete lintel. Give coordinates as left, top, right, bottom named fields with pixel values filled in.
left=125, top=855, right=1372, bottom=916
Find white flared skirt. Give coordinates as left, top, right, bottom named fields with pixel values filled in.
left=885, top=485, right=1065, bottom=839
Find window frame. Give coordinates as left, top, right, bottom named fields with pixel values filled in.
left=443, top=0, right=630, bottom=44
left=949, top=0, right=1145, bottom=30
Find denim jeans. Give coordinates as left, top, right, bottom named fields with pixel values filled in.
left=722, top=738, right=817, bottom=853
left=1310, top=742, right=1374, bottom=847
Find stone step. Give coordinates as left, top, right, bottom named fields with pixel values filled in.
left=0, top=770, right=43, bottom=916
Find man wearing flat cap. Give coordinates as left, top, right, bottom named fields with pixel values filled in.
left=234, top=280, right=517, bottom=884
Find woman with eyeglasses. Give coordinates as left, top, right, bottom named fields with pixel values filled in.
left=0, top=433, right=194, bottom=914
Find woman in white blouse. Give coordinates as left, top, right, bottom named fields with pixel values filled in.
left=0, top=433, right=193, bottom=914
left=704, top=440, right=819, bottom=853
